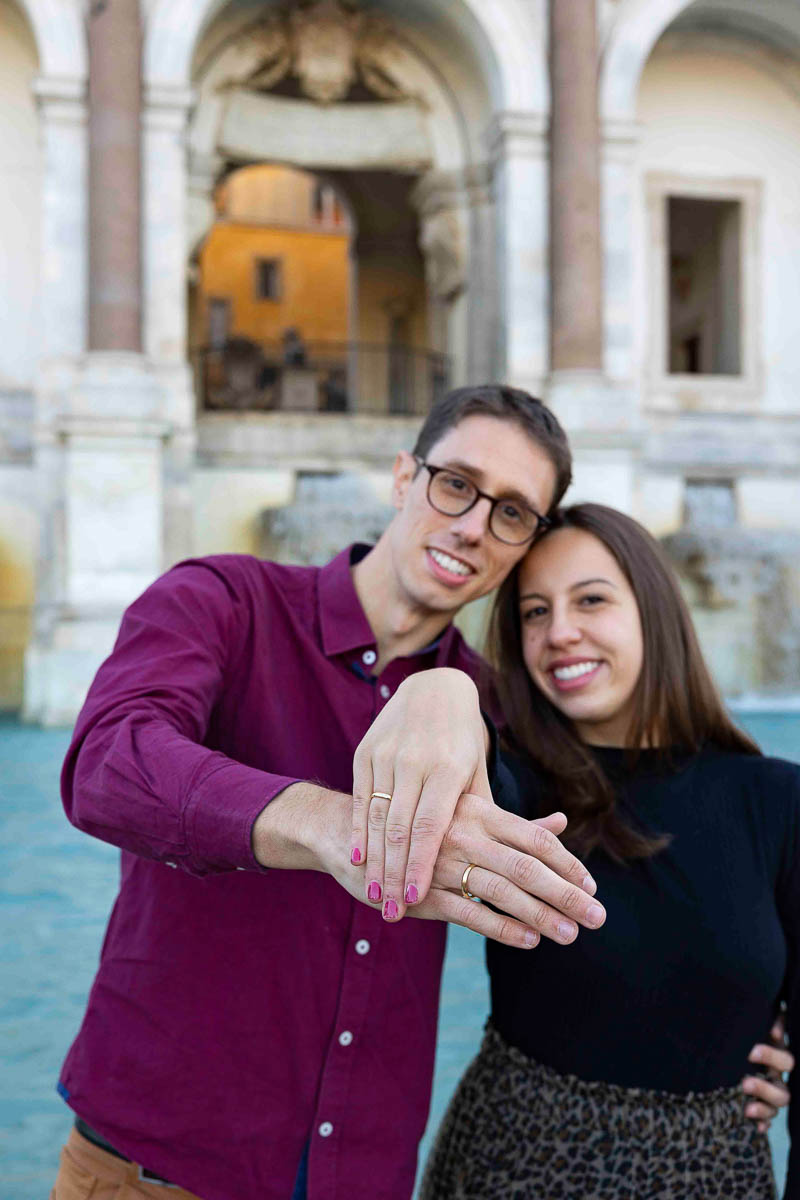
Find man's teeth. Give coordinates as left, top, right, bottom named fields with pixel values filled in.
left=429, top=549, right=472, bottom=576
left=553, top=661, right=600, bottom=681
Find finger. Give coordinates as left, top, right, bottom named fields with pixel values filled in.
left=534, top=811, right=568, bottom=838
left=486, top=806, right=597, bottom=897
left=749, top=1043, right=794, bottom=1075
left=460, top=830, right=604, bottom=933
left=417, top=886, right=541, bottom=950
left=742, top=1074, right=790, bottom=1110
left=402, top=772, right=476, bottom=912
left=365, top=788, right=393, bottom=911
left=351, top=742, right=375, bottom=868
left=771, top=1013, right=787, bottom=1044
left=382, top=762, right=431, bottom=921
left=744, top=1100, right=777, bottom=1126
left=443, top=863, right=594, bottom=945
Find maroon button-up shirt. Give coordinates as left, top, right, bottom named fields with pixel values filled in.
left=58, top=546, right=483, bottom=1200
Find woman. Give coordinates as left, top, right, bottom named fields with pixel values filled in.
left=421, top=503, right=798, bottom=1199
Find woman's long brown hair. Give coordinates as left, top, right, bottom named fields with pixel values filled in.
left=487, top=503, right=760, bottom=861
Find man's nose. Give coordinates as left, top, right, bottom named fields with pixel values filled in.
left=450, top=497, right=492, bottom=543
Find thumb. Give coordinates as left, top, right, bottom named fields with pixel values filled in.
left=533, top=810, right=568, bottom=837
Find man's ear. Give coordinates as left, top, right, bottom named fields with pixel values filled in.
left=391, top=451, right=417, bottom=511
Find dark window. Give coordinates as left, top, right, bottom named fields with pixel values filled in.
left=255, top=258, right=282, bottom=302
left=668, top=197, right=741, bottom=375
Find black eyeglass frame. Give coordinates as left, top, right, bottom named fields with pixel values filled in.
left=414, top=457, right=552, bottom=545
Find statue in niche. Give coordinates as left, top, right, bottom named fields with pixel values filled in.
left=419, top=210, right=466, bottom=302
left=219, top=1, right=411, bottom=105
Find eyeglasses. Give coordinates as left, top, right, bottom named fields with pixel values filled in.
left=415, top=458, right=551, bottom=545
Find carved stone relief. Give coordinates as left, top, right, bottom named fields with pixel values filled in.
left=218, top=1, right=412, bottom=107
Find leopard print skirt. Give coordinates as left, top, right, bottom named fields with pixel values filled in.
left=419, top=1024, right=776, bottom=1200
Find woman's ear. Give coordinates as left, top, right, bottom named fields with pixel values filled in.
left=391, top=451, right=417, bottom=511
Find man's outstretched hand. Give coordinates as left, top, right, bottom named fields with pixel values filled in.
left=252, top=782, right=605, bottom=950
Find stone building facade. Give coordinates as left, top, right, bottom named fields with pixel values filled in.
left=2, top=0, right=800, bottom=722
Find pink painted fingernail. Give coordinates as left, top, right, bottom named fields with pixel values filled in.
left=367, top=881, right=382, bottom=902
left=383, top=899, right=398, bottom=921
left=405, top=883, right=418, bottom=904
left=351, top=847, right=362, bottom=865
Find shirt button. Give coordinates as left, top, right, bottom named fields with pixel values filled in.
left=362, top=649, right=377, bottom=666
left=338, top=1030, right=353, bottom=1047
left=318, top=1121, right=334, bottom=1138
left=379, top=684, right=391, bottom=699
left=165, top=861, right=177, bottom=869
left=355, top=939, right=371, bottom=955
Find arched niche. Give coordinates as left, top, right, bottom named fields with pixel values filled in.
left=143, top=0, right=526, bottom=419
left=601, top=0, right=800, bottom=123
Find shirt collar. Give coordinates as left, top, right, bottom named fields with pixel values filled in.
left=317, top=543, right=456, bottom=662
left=318, top=544, right=379, bottom=658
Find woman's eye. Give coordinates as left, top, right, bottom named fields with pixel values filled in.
left=579, top=594, right=606, bottom=607
left=521, top=606, right=547, bottom=621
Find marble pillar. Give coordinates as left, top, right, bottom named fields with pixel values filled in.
left=24, top=3, right=179, bottom=725
left=549, top=0, right=603, bottom=372
left=488, top=112, right=550, bottom=397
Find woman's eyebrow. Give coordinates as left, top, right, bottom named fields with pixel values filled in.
left=519, top=577, right=617, bottom=603
left=570, top=577, right=617, bottom=590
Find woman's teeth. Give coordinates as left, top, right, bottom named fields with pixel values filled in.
left=553, top=661, right=600, bottom=681
left=429, top=549, right=471, bottom=576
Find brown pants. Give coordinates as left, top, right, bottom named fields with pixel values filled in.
left=51, top=1126, right=204, bottom=1200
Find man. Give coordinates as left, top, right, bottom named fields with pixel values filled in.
left=52, top=386, right=604, bottom=1200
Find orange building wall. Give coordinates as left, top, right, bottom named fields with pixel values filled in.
left=199, top=224, right=350, bottom=346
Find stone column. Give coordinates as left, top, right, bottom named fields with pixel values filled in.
left=488, top=112, right=550, bottom=397
left=88, top=0, right=142, bottom=351
left=24, top=3, right=174, bottom=725
left=549, top=0, right=603, bottom=372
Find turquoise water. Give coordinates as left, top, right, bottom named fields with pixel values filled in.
left=0, top=714, right=796, bottom=1198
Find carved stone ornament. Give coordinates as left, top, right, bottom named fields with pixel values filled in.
left=419, top=210, right=466, bottom=301
left=219, top=1, right=411, bottom=106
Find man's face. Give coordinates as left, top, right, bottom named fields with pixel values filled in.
left=388, top=414, right=558, bottom=617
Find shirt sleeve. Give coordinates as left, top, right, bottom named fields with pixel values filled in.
left=777, top=769, right=800, bottom=1198
left=60, top=559, right=302, bottom=877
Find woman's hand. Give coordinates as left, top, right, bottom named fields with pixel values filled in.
left=351, top=669, right=491, bottom=919
left=742, top=1013, right=794, bottom=1133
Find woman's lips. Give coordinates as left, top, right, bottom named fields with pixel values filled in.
left=548, top=660, right=603, bottom=692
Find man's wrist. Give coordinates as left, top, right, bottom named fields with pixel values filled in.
left=251, top=781, right=348, bottom=871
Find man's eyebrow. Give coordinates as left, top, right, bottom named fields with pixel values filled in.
left=518, top=577, right=617, bottom=603
left=437, top=459, right=541, bottom=510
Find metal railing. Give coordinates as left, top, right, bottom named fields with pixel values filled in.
left=193, top=339, right=450, bottom=417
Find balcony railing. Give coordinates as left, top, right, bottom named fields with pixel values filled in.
left=193, top=339, right=450, bottom=417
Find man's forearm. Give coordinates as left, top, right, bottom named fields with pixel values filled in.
left=251, top=781, right=350, bottom=872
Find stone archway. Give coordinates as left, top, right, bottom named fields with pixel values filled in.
left=143, top=0, right=553, bottom=410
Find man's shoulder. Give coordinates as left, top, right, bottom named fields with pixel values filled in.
left=167, top=553, right=317, bottom=593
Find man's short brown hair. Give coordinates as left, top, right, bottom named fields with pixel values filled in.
left=412, top=384, right=572, bottom=511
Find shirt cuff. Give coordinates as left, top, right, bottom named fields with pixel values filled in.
left=184, top=760, right=302, bottom=874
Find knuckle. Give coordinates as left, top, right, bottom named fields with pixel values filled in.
left=411, top=813, right=448, bottom=841
left=368, top=805, right=388, bottom=833
left=509, top=854, right=538, bottom=891
left=556, top=884, right=581, bottom=915
left=483, top=875, right=510, bottom=907
left=385, top=821, right=411, bottom=848
left=528, top=824, right=555, bottom=858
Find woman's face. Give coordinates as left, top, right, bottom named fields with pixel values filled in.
left=517, top=526, right=644, bottom=746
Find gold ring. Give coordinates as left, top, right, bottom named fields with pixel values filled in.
left=370, top=791, right=392, bottom=802
left=460, top=863, right=480, bottom=901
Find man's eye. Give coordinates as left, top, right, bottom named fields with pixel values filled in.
left=499, top=503, right=523, bottom=524
left=441, top=474, right=469, bottom=493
